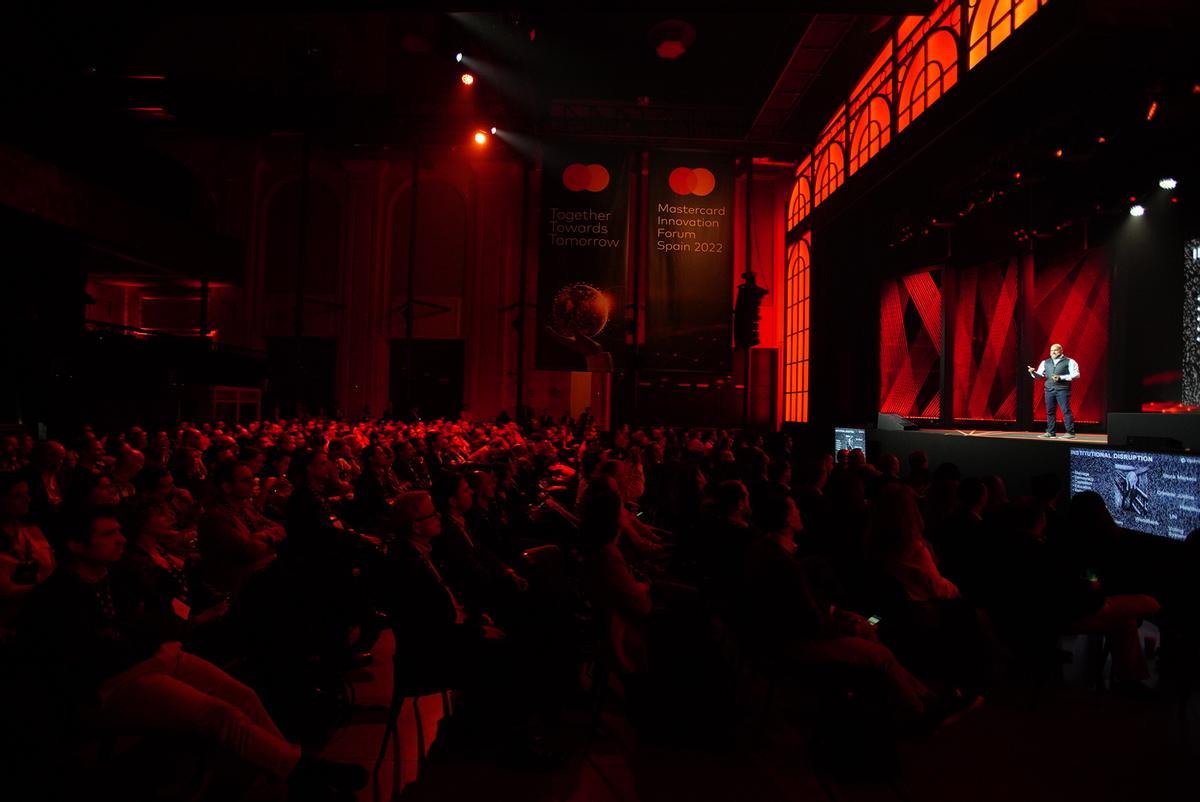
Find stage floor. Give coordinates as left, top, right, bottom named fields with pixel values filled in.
left=920, top=428, right=1108, bottom=445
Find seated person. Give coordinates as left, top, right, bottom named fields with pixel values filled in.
left=578, top=485, right=652, bottom=675
left=868, top=483, right=960, bottom=603
left=387, top=491, right=553, bottom=761
left=682, top=480, right=758, bottom=603
left=0, top=472, right=56, bottom=642
left=284, top=450, right=380, bottom=563
left=121, top=498, right=229, bottom=654
left=25, top=440, right=67, bottom=531
left=928, top=477, right=994, bottom=604
left=352, top=443, right=408, bottom=534
left=866, top=483, right=993, bottom=689
left=594, top=458, right=669, bottom=559
left=465, top=468, right=518, bottom=560
left=430, top=472, right=527, bottom=626
left=134, top=466, right=200, bottom=551
left=742, top=493, right=975, bottom=727
left=1055, top=491, right=1162, bottom=696
left=109, top=448, right=145, bottom=502
left=18, top=505, right=366, bottom=798
left=198, top=461, right=285, bottom=598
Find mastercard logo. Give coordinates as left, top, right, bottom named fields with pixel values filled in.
left=668, top=167, right=716, bottom=197
left=562, top=163, right=610, bottom=192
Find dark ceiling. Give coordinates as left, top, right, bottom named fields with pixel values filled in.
left=3, top=7, right=934, bottom=143
left=0, top=6, right=935, bottom=220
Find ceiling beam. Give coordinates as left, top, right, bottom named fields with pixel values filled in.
left=746, top=14, right=857, bottom=144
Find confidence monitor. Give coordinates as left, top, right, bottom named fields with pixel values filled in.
left=834, top=427, right=867, bottom=454
left=1069, top=447, right=1200, bottom=541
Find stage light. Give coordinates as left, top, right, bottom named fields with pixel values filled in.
left=461, top=73, right=475, bottom=86
left=456, top=52, right=464, bottom=63
left=1054, top=148, right=1064, bottom=158
left=1146, top=101, right=1158, bottom=121
left=1159, top=177, right=1178, bottom=189
left=1130, top=204, right=1146, bottom=217
left=1096, top=136, right=1106, bottom=144
left=473, top=130, right=488, bottom=145
left=489, top=126, right=497, bottom=135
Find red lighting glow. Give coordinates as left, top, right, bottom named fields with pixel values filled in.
left=473, top=130, right=488, bottom=145
left=1054, top=148, right=1064, bottom=158
left=461, top=73, right=475, bottom=86
left=1146, top=100, right=1158, bottom=121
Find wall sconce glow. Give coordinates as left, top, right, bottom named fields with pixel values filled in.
left=1159, top=177, right=1178, bottom=190
left=1129, top=204, right=1146, bottom=217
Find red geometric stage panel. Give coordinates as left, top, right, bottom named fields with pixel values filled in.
left=1031, top=250, right=1108, bottom=425
left=880, top=269, right=942, bottom=419
left=953, top=259, right=1018, bottom=421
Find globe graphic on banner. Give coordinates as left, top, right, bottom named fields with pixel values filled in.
left=551, top=282, right=610, bottom=338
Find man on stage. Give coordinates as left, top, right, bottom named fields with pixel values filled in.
left=1027, top=343, right=1080, bottom=439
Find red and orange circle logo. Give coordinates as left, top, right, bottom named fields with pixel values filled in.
left=563, top=163, right=610, bottom=192
left=668, top=167, right=716, bottom=196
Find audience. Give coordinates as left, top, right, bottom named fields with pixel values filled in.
left=0, top=412, right=1182, bottom=799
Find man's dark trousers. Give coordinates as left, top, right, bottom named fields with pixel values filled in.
left=1045, top=385, right=1074, bottom=435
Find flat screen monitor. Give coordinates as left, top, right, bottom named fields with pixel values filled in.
left=834, top=427, right=867, bottom=455
left=1069, top=447, right=1200, bottom=541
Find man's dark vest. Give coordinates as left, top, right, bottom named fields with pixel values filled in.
left=1042, top=357, right=1072, bottom=391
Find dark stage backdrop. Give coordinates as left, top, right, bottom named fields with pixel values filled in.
left=643, top=152, right=735, bottom=372
left=953, top=258, right=1019, bottom=421
left=880, top=269, right=943, bottom=420
left=1031, top=249, right=1109, bottom=425
left=536, top=149, right=631, bottom=371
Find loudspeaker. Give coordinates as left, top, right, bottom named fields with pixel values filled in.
left=877, top=412, right=918, bottom=431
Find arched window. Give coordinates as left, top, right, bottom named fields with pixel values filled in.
left=969, top=0, right=1048, bottom=68
left=813, top=143, right=845, bottom=208
left=849, top=95, right=892, bottom=175
left=787, top=160, right=812, bottom=230
left=896, top=28, right=959, bottom=132
left=264, top=180, right=342, bottom=297
left=783, top=231, right=811, bottom=423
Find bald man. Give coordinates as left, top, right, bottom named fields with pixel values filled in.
left=1027, top=343, right=1080, bottom=438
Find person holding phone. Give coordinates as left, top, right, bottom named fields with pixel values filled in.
left=1027, top=343, right=1080, bottom=439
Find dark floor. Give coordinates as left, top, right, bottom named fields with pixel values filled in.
left=324, top=632, right=1199, bottom=802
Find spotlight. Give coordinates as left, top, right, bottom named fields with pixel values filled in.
left=461, top=73, right=475, bottom=86
left=456, top=52, right=464, bottom=63
left=489, top=126, right=497, bottom=135
left=1159, top=177, right=1178, bottom=190
left=473, top=130, right=488, bottom=145
left=1130, top=204, right=1146, bottom=217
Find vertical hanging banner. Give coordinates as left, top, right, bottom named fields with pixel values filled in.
left=644, top=152, right=735, bottom=372
left=536, top=150, right=630, bottom=371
